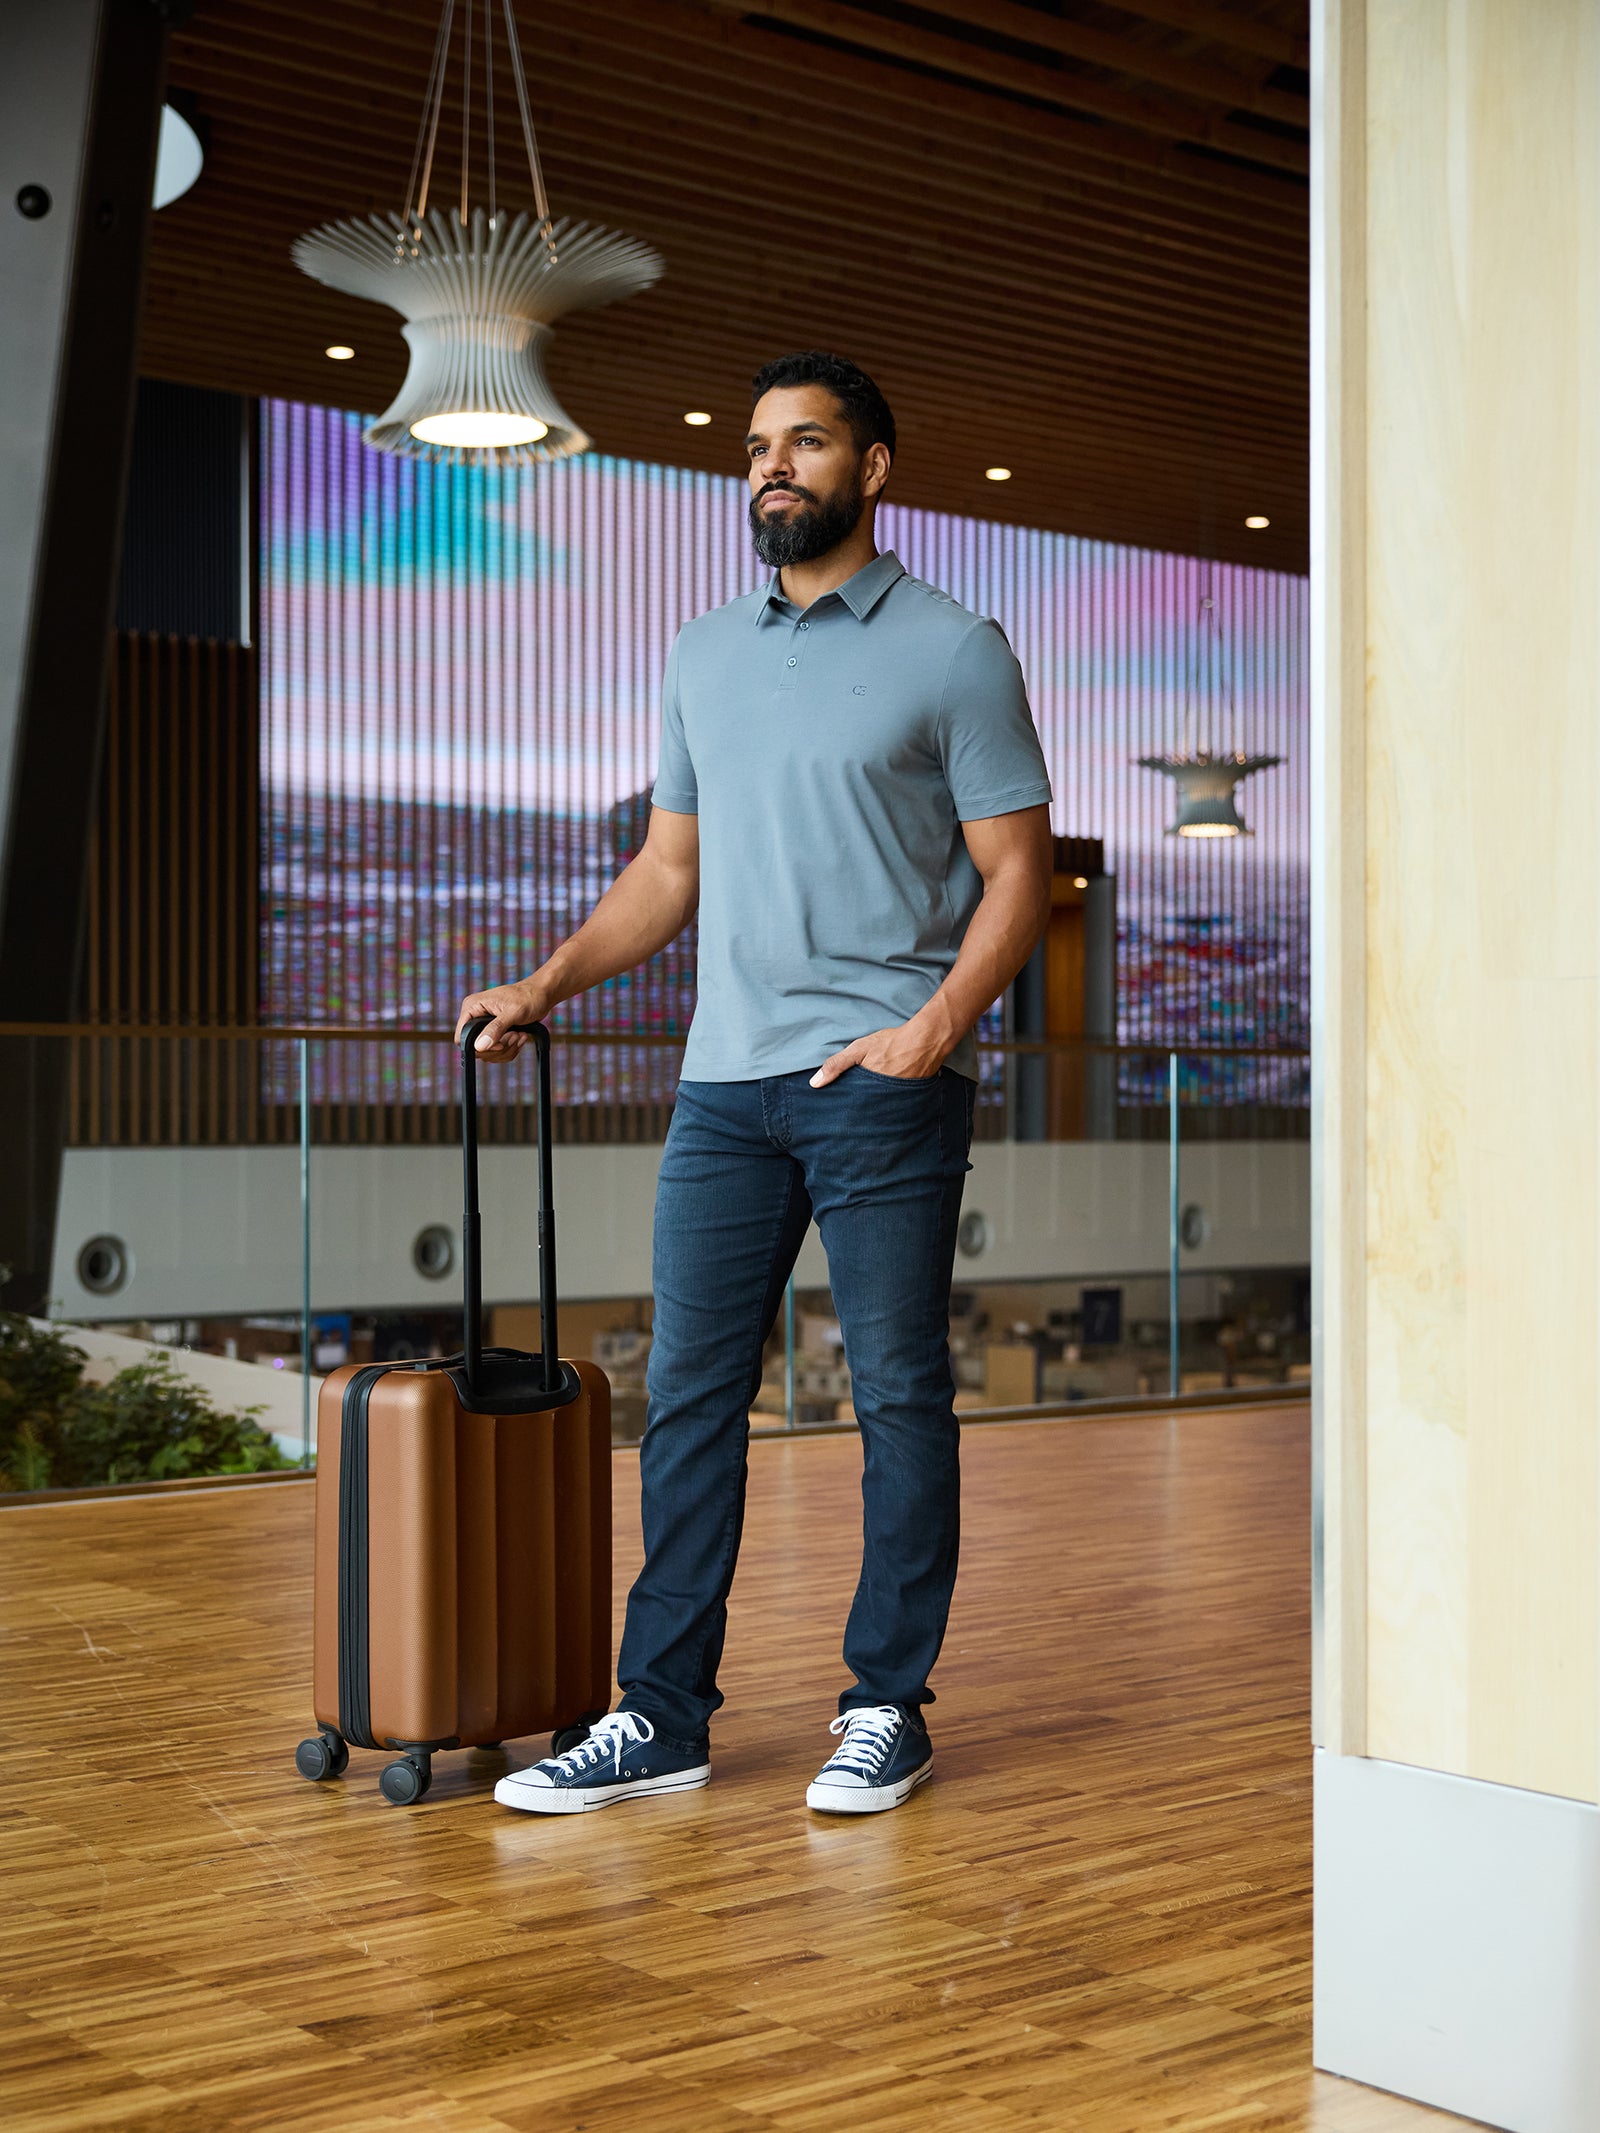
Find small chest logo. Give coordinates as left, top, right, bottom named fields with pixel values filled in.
left=852, top=684, right=867, bottom=696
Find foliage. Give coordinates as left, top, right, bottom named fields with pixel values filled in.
left=0, top=1311, right=295, bottom=1492
left=0, top=1313, right=88, bottom=1489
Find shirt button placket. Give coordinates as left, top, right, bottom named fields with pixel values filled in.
left=778, top=615, right=803, bottom=692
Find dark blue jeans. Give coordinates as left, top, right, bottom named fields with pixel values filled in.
left=616, top=1066, right=976, bottom=1753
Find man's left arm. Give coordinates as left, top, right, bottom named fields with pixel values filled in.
left=810, top=805, right=1053, bottom=1086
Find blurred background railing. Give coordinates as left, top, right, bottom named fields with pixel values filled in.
left=1, top=1023, right=1309, bottom=1149
left=0, top=1023, right=1309, bottom=1494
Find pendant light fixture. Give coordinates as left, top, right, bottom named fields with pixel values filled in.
left=292, top=0, right=663, bottom=464
left=1138, top=581, right=1281, bottom=838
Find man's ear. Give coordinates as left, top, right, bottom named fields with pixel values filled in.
left=864, top=441, right=892, bottom=499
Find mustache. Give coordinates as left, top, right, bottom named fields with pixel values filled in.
left=755, top=480, right=818, bottom=506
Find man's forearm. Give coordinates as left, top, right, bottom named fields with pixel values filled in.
left=909, top=867, right=1051, bottom=1056
left=532, top=853, right=697, bottom=1010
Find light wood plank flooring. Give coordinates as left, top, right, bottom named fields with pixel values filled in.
left=0, top=1411, right=1481, bottom=2132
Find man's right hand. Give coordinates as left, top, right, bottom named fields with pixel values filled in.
left=454, top=979, right=549, bottom=1062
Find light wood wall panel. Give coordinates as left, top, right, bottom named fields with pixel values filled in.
left=1318, top=0, right=1600, bottom=1802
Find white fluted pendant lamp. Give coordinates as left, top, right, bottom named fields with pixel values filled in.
left=1137, top=588, right=1282, bottom=836
left=292, top=207, right=662, bottom=465
left=293, top=0, right=663, bottom=466
left=1136, top=751, right=1282, bottom=838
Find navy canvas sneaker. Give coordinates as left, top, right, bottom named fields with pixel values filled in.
left=805, top=1703, right=933, bottom=1814
left=494, top=1712, right=709, bottom=1814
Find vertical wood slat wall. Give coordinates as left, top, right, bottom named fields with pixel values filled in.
left=73, top=633, right=260, bottom=1145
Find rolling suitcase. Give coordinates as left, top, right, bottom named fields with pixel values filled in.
left=294, top=1019, right=612, bottom=1804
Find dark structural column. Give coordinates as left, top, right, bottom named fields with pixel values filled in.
left=0, top=1, right=175, bottom=1310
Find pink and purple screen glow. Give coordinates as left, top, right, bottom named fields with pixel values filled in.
left=262, top=401, right=1308, bottom=1103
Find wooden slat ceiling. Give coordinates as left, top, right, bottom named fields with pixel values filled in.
left=148, top=0, right=1309, bottom=569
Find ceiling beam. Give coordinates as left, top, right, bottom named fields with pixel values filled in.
left=167, top=37, right=1309, bottom=337
left=904, top=0, right=1308, bottom=126
left=221, top=0, right=1308, bottom=225
left=1077, top=0, right=1309, bottom=74
left=696, top=0, right=1308, bottom=176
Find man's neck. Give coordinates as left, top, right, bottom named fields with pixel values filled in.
left=777, top=522, right=881, bottom=612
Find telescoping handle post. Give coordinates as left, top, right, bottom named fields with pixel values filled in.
left=459, top=1017, right=560, bottom=1396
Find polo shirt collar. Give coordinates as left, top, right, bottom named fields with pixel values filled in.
left=755, top=549, right=906, bottom=624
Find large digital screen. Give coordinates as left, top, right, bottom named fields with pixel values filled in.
left=261, top=401, right=1308, bottom=1106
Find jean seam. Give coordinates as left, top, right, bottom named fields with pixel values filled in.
left=677, top=1154, right=807, bottom=1710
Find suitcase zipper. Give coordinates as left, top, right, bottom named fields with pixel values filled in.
left=337, top=1365, right=388, bottom=1749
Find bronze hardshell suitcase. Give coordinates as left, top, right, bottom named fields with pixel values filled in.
left=294, top=1021, right=612, bottom=1804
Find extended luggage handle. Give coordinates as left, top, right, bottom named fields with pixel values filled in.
left=459, top=1016, right=560, bottom=1398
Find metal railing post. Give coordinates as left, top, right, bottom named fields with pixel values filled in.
left=784, top=1274, right=796, bottom=1431
left=299, top=1036, right=312, bottom=1467
left=1169, top=1049, right=1180, bottom=1401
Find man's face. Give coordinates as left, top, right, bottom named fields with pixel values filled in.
left=744, top=384, right=887, bottom=568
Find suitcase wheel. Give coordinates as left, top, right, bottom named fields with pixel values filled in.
left=379, top=1753, right=432, bottom=1805
left=551, top=1709, right=607, bottom=1758
left=295, top=1729, right=349, bottom=1782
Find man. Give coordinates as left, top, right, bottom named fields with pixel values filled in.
left=457, top=351, right=1053, bottom=1816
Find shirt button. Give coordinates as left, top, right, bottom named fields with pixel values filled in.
left=799, top=621, right=809, bottom=629
left=787, top=657, right=796, bottom=667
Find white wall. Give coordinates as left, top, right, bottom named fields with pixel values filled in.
left=1312, top=0, right=1600, bottom=2122
left=48, top=1137, right=1309, bottom=1322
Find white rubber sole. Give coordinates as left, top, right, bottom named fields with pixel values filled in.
left=806, top=1759, right=933, bottom=1815
left=494, top=1765, right=710, bottom=1815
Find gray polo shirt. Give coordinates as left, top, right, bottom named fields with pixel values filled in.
left=652, top=549, right=1052, bottom=1082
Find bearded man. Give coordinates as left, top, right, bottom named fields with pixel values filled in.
left=457, top=351, right=1053, bottom=1816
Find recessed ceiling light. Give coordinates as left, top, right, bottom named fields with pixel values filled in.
left=325, top=344, right=355, bottom=361
left=1073, top=875, right=1088, bottom=888
left=683, top=410, right=712, bottom=427
left=985, top=466, right=1011, bottom=481
left=1244, top=514, right=1270, bottom=529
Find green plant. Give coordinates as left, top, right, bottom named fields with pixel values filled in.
left=0, top=1313, right=89, bottom=1489
left=0, top=1311, right=295, bottom=1492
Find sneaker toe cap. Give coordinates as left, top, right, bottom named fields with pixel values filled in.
left=495, top=1765, right=559, bottom=1801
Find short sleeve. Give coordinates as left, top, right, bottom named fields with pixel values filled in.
left=936, top=619, right=1053, bottom=821
left=650, top=635, right=699, bottom=815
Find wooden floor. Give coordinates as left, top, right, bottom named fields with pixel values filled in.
left=0, top=1412, right=1482, bottom=2133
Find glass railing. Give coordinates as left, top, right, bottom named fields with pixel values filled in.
left=0, top=1023, right=1309, bottom=1491
left=0, top=1022, right=1308, bottom=1148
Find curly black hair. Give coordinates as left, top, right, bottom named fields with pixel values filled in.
left=749, top=351, right=896, bottom=461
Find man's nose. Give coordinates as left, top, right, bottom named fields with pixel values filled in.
left=753, top=446, right=793, bottom=486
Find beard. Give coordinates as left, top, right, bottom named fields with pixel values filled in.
left=748, top=474, right=865, bottom=568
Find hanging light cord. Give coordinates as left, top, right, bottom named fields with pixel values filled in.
left=397, top=0, right=556, bottom=261
left=1181, top=571, right=1239, bottom=762
left=503, top=0, right=557, bottom=259
left=399, top=0, right=455, bottom=253
left=484, top=0, right=497, bottom=227
left=460, top=0, right=473, bottom=227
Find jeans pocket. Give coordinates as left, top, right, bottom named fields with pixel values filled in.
left=852, top=1064, right=943, bottom=1087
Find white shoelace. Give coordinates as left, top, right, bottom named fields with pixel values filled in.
left=824, top=1704, right=903, bottom=1776
left=543, top=1710, right=654, bottom=1779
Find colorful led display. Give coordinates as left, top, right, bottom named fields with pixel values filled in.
left=261, top=401, right=1307, bottom=1110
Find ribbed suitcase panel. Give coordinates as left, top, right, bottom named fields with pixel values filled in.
left=367, top=1375, right=460, bottom=1746
left=486, top=1405, right=557, bottom=1740
left=310, top=1367, right=352, bottom=1734
left=452, top=1407, right=506, bottom=1745
left=553, top=1362, right=613, bottom=1724
left=312, top=1361, right=612, bottom=1753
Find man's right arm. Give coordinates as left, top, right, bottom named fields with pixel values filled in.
left=453, top=807, right=700, bottom=1060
